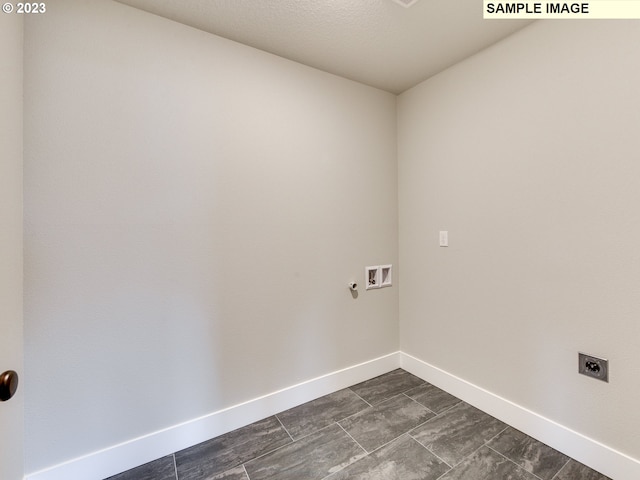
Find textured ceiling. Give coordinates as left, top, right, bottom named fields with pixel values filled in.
left=115, top=0, right=533, bottom=94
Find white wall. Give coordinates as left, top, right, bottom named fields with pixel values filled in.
left=399, top=19, right=640, bottom=464
left=0, top=12, right=24, bottom=480
left=24, top=0, right=397, bottom=473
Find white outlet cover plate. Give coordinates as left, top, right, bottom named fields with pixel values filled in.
left=439, top=231, right=448, bottom=247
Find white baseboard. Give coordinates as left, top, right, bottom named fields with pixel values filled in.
left=26, top=350, right=639, bottom=480
left=400, top=351, right=640, bottom=480
left=25, top=352, right=401, bottom=480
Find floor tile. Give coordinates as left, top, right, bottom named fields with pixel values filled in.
left=174, top=416, right=291, bottom=480
left=410, top=401, right=506, bottom=466
left=349, top=369, right=425, bottom=405
left=339, top=394, right=435, bottom=453
left=554, top=459, right=612, bottom=480
left=326, top=434, right=450, bottom=480
left=488, top=427, right=569, bottom=480
left=405, top=383, right=461, bottom=414
left=276, top=388, right=369, bottom=439
left=104, top=372, right=612, bottom=480
left=211, top=466, right=249, bottom=480
left=244, top=423, right=365, bottom=480
left=105, top=455, right=176, bottom=480
left=439, top=445, right=539, bottom=480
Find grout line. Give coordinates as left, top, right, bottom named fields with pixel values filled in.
left=367, top=433, right=406, bottom=455
left=240, top=437, right=297, bottom=466
left=172, top=416, right=296, bottom=480
left=406, top=407, right=440, bottom=434
left=333, top=397, right=375, bottom=425
left=241, top=442, right=289, bottom=466
left=550, top=459, right=572, bottom=480
left=449, top=442, right=489, bottom=469
left=317, top=456, right=357, bottom=480
left=484, top=425, right=510, bottom=446
left=348, top=388, right=373, bottom=408
left=404, top=400, right=466, bottom=436
left=406, top=418, right=433, bottom=434
left=427, top=418, right=505, bottom=471
left=406, top=434, right=452, bottom=469
left=274, top=414, right=295, bottom=443
left=381, top=431, right=454, bottom=470
left=402, top=381, right=429, bottom=398
left=365, top=432, right=416, bottom=458
left=338, top=404, right=374, bottom=424
left=279, top=419, right=344, bottom=445
left=172, top=453, right=179, bottom=480
left=338, top=391, right=416, bottom=426
left=245, top=421, right=342, bottom=466
left=434, top=464, right=455, bottom=480
left=337, top=423, right=368, bottom=455
left=402, top=392, right=437, bottom=416
left=317, top=423, right=378, bottom=480
left=433, top=400, right=464, bottom=417
left=486, top=445, right=545, bottom=480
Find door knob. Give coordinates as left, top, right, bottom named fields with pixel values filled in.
left=0, top=370, right=18, bottom=402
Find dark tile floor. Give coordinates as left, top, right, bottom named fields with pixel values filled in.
left=106, top=369, right=611, bottom=480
